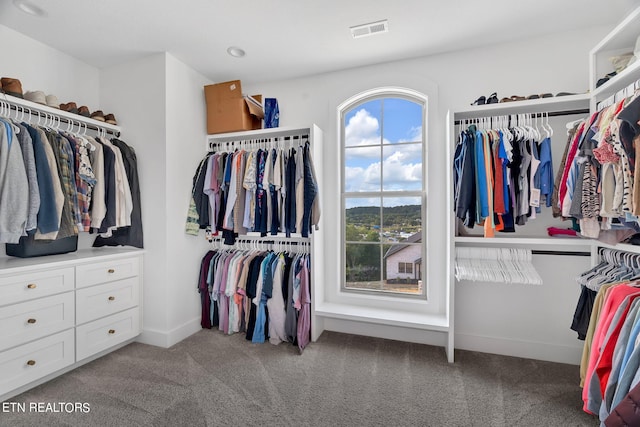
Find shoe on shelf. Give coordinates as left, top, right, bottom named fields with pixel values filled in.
left=78, top=106, right=90, bottom=117
left=104, top=113, right=117, bottom=125
left=24, top=90, right=47, bottom=105
left=60, top=102, right=79, bottom=114
left=471, top=95, right=486, bottom=106
left=556, top=92, right=577, bottom=97
left=486, top=92, right=499, bottom=104
left=90, top=110, right=105, bottom=122
left=1, top=78, right=23, bottom=98
left=46, top=94, right=59, bottom=109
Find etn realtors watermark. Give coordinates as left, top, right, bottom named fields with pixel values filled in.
left=2, top=402, right=91, bottom=413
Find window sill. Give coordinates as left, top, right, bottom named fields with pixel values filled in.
left=314, top=302, right=449, bottom=332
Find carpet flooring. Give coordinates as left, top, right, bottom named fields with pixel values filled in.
left=1, top=330, right=598, bottom=426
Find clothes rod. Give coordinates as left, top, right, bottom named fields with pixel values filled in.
left=453, top=108, right=589, bottom=125
left=1, top=99, right=120, bottom=137
left=531, top=250, right=591, bottom=257
left=209, top=134, right=309, bottom=145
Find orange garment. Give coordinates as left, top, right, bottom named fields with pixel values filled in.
left=482, top=131, right=495, bottom=237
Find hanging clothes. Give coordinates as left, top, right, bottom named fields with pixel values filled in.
left=573, top=248, right=640, bottom=424
left=187, top=137, right=320, bottom=242
left=453, top=116, right=554, bottom=237
left=0, top=107, right=142, bottom=251
left=553, top=88, right=640, bottom=242
left=197, top=244, right=312, bottom=353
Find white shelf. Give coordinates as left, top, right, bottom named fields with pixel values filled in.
left=205, top=125, right=314, bottom=151
left=1, top=93, right=121, bottom=134
left=590, top=6, right=640, bottom=94
left=595, top=241, right=640, bottom=255
left=0, top=248, right=144, bottom=274
left=592, top=60, right=640, bottom=102
left=453, top=94, right=590, bottom=120
left=315, top=302, right=449, bottom=331
left=454, top=236, right=592, bottom=247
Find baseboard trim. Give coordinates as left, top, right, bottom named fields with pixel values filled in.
left=454, top=332, right=583, bottom=365
left=138, top=318, right=201, bottom=348
left=167, top=318, right=201, bottom=347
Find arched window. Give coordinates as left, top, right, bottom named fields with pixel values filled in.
left=340, top=88, right=427, bottom=297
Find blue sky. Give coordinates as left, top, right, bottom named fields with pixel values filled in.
left=344, top=97, right=424, bottom=202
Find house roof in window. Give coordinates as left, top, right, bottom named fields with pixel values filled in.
left=383, top=232, right=421, bottom=258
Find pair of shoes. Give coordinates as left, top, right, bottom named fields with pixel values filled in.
left=596, top=72, right=617, bottom=88
left=90, top=110, right=105, bottom=122
left=25, top=91, right=59, bottom=108
left=60, top=102, right=79, bottom=114
left=471, top=92, right=498, bottom=106
left=104, top=113, right=117, bottom=125
left=1, top=77, right=24, bottom=98
left=78, top=106, right=90, bottom=117
left=525, top=93, right=554, bottom=100
left=90, top=110, right=118, bottom=125
left=499, top=95, right=526, bottom=103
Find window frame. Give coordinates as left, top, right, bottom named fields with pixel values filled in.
left=398, top=262, right=413, bottom=275
left=339, top=87, right=428, bottom=299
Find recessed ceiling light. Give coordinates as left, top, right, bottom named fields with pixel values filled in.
left=227, top=46, right=246, bottom=58
left=12, top=0, right=46, bottom=17
left=350, top=19, right=389, bottom=38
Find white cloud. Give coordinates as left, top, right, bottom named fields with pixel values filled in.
left=344, top=109, right=423, bottom=193
left=345, top=109, right=379, bottom=146
left=398, top=126, right=423, bottom=143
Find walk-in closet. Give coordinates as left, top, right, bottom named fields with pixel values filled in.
left=1, top=1, right=640, bottom=425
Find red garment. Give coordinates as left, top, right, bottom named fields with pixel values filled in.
left=558, top=121, right=586, bottom=212
left=583, top=285, right=640, bottom=413
left=493, top=134, right=505, bottom=214
left=546, top=227, right=578, bottom=237
left=595, top=293, right=640, bottom=396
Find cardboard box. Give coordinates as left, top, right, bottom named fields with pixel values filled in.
left=204, top=80, right=264, bottom=134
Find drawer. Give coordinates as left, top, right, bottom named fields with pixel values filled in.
left=0, top=267, right=74, bottom=306
left=0, top=292, right=74, bottom=349
left=76, top=277, right=139, bottom=324
left=76, top=257, right=139, bottom=288
left=76, top=307, right=139, bottom=361
left=0, top=329, right=74, bottom=396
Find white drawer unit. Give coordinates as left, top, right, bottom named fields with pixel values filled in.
left=76, top=277, right=139, bottom=324
left=0, top=329, right=74, bottom=397
left=76, top=307, right=140, bottom=361
left=0, top=292, right=74, bottom=349
left=0, top=267, right=74, bottom=306
left=0, top=249, right=143, bottom=402
left=76, top=256, right=139, bottom=289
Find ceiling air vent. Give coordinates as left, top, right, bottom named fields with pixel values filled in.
left=350, top=20, right=389, bottom=39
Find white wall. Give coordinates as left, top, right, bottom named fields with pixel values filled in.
left=243, top=26, right=608, bottom=363
left=100, top=52, right=213, bottom=347
left=0, top=24, right=99, bottom=110
left=165, top=53, right=213, bottom=345
left=100, top=53, right=169, bottom=342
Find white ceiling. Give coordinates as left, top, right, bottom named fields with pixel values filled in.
left=1, top=0, right=640, bottom=85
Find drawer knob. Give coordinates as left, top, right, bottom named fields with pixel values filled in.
left=108, top=329, right=116, bottom=335
left=27, top=283, right=37, bottom=289
left=26, top=360, right=36, bottom=366
left=107, top=269, right=115, bottom=274
left=27, top=318, right=37, bottom=324
left=108, top=296, right=115, bottom=301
